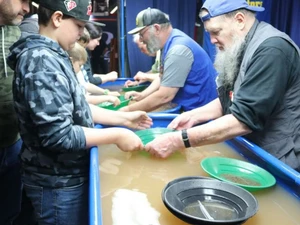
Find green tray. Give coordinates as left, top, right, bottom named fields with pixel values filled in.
left=201, top=157, right=276, bottom=191
left=135, top=128, right=175, bottom=145
left=122, top=84, right=149, bottom=92
left=98, top=95, right=130, bottom=110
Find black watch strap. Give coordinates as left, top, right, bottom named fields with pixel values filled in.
left=181, top=129, right=191, bottom=148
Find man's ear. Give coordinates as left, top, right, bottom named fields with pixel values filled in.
left=52, top=11, right=64, bottom=28
left=234, top=12, right=246, bottom=30
left=153, top=24, right=161, bottom=35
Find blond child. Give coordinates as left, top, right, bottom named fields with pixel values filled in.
left=68, top=42, right=120, bottom=105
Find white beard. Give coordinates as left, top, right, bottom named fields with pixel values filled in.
left=214, top=34, right=246, bottom=88
left=146, top=29, right=161, bottom=55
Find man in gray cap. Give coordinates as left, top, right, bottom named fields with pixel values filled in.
left=145, top=0, right=300, bottom=173
left=123, top=7, right=218, bottom=112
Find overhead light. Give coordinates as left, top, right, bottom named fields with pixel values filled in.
left=110, top=6, right=118, bottom=14
left=32, top=2, right=39, bottom=8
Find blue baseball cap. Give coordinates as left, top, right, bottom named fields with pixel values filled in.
left=200, top=0, right=265, bottom=22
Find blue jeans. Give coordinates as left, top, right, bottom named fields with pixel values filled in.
left=24, top=181, right=88, bottom=225
left=0, top=139, right=22, bottom=225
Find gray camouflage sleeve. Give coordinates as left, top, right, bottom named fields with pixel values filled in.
left=23, top=69, right=87, bottom=151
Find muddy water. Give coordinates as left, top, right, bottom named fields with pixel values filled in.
left=98, top=143, right=300, bottom=225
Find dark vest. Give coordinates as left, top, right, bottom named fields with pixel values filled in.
left=220, top=21, right=300, bottom=170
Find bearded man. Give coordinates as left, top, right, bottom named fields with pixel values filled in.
left=0, top=0, right=34, bottom=224
left=145, top=0, right=300, bottom=173
left=123, top=7, right=217, bottom=112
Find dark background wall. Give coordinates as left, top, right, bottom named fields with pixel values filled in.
left=91, top=0, right=300, bottom=77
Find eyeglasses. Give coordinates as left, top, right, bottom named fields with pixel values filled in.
left=139, top=26, right=150, bottom=39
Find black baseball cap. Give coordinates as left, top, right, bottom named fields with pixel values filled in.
left=128, top=7, right=170, bottom=34
left=34, top=0, right=105, bottom=26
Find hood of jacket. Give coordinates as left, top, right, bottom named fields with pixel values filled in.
left=7, top=34, right=68, bottom=71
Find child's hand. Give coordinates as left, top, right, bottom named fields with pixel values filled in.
left=124, top=80, right=139, bottom=87
left=124, top=91, right=144, bottom=101
left=107, top=71, right=118, bottom=82
left=107, top=96, right=121, bottom=106
left=115, top=129, right=144, bottom=152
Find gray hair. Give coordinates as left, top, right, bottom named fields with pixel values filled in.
left=199, top=8, right=256, bottom=21
left=220, top=9, right=256, bottom=19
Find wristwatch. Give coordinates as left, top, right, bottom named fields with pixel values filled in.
left=181, top=129, right=191, bottom=148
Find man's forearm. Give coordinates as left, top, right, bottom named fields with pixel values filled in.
left=140, top=76, right=160, bottom=97
left=189, top=98, right=223, bottom=125
left=188, top=114, right=252, bottom=147
left=127, top=94, right=163, bottom=112
left=144, top=72, right=159, bottom=82
left=127, top=85, right=177, bottom=112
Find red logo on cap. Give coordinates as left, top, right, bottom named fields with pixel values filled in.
left=64, top=0, right=77, bottom=12
left=87, top=2, right=92, bottom=15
